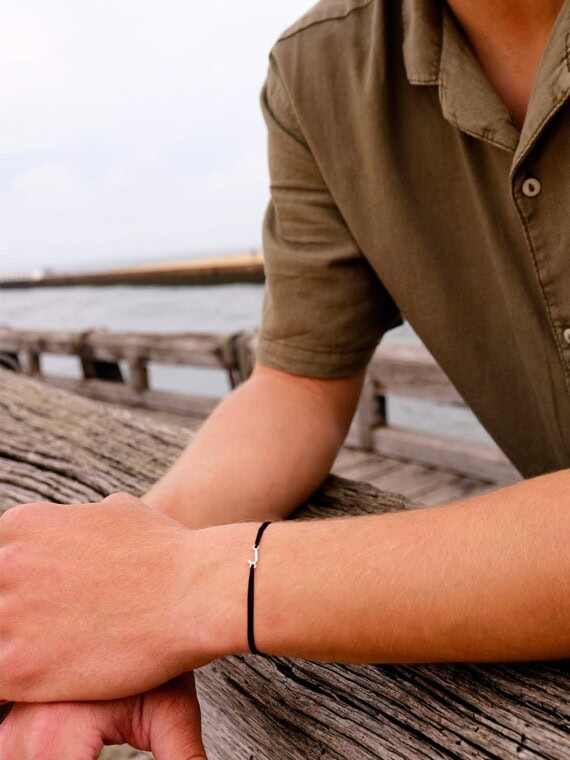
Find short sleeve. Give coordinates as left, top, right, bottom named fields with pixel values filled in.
left=256, top=56, right=402, bottom=378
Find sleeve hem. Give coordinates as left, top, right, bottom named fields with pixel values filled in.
left=255, top=336, right=376, bottom=378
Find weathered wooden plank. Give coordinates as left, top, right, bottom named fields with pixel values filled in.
left=334, top=455, right=402, bottom=484
left=373, top=427, right=521, bottom=485
left=374, top=464, right=458, bottom=498
left=369, top=342, right=465, bottom=405
left=365, top=462, right=493, bottom=505
left=42, top=376, right=220, bottom=419
left=331, top=447, right=379, bottom=473
left=105, top=403, right=205, bottom=433
left=0, top=328, right=229, bottom=367
left=366, top=461, right=451, bottom=498
left=0, top=369, right=567, bottom=760
left=333, top=452, right=494, bottom=509
left=404, top=469, right=492, bottom=503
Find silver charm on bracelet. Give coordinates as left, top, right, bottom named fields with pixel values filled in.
left=248, top=545, right=259, bottom=569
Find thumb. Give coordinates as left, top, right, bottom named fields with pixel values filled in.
left=151, top=719, right=207, bottom=760
left=147, top=675, right=207, bottom=760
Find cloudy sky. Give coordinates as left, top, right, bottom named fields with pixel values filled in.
left=0, top=0, right=314, bottom=274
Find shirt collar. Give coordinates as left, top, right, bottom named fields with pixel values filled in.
left=402, top=0, right=442, bottom=86
left=401, top=0, right=570, bottom=161
left=512, top=0, right=570, bottom=173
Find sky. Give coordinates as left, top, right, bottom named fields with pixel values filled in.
left=0, top=0, right=315, bottom=274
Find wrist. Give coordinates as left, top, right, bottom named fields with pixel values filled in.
left=142, top=479, right=287, bottom=530
left=177, top=521, right=260, bottom=667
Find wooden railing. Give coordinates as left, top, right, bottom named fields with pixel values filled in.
left=0, top=326, right=520, bottom=485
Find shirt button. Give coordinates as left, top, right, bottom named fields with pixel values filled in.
left=564, top=328, right=570, bottom=346
left=522, top=177, right=542, bottom=197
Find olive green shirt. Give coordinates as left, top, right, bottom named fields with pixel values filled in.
left=256, top=0, right=570, bottom=478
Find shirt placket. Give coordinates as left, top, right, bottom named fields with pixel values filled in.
left=509, top=31, right=570, bottom=391
left=510, top=163, right=570, bottom=391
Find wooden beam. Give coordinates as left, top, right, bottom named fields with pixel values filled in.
left=0, top=328, right=228, bottom=368
left=373, top=427, right=521, bottom=485
left=370, top=342, right=465, bottom=404
left=43, top=376, right=220, bottom=419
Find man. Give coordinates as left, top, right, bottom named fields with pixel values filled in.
left=0, top=0, right=569, bottom=756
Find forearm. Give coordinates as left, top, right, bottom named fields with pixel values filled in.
left=4, top=471, right=566, bottom=704
left=199, top=468, right=570, bottom=665
left=143, top=366, right=361, bottom=529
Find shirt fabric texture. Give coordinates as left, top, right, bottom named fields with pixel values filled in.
left=256, top=0, right=570, bottom=479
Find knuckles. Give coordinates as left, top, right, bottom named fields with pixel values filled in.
left=0, top=643, right=42, bottom=702
left=0, top=502, right=53, bottom=538
left=0, top=704, right=64, bottom=760
left=102, top=491, right=142, bottom=508
left=0, top=504, right=28, bottom=534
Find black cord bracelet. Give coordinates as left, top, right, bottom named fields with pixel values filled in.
left=247, top=520, right=272, bottom=655
left=0, top=702, right=14, bottom=726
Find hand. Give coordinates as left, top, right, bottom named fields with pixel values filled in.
left=0, top=492, right=231, bottom=702
left=0, top=673, right=207, bottom=759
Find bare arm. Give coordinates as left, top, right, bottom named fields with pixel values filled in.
left=143, top=362, right=366, bottom=528
left=146, top=363, right=569, bottom=664
left=196, top=467, right=570, bottom=664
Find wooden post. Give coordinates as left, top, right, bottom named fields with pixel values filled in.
left=345, top=375, right=387, bottom=450
left=127, top=358, right=149, bottom=394
left=25, top=349, right=41, bottom=377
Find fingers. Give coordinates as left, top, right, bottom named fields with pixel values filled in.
left=147, top=675, right=207, bottom=760
left=0, top=677, right=208, bottom=759
left=0, top=702, right=105, bottom=760
left=152, top=718, right=208, bottom=760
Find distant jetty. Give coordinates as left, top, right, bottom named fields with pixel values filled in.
left=0, top=252, right=265, bottom=289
